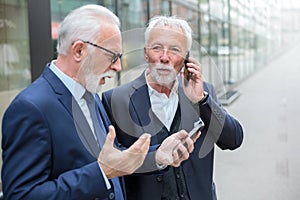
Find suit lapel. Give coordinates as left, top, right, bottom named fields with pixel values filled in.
left=43, top=66, right=73, bottom=117
left=131, top=84, right=152, bottom=126
left=130, top=73, right=164, bottom=141
left=72, top=98, right=100, bottom=158
left=43, top=65, right=100, bottom=158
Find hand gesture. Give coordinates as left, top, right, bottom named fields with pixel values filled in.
left=155, top=130, right=200, bottom=167
left=181, top=57, right=205, bottom=103
left=98, top=126, right=151, bottom=178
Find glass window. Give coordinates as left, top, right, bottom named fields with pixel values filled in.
left=0, top=0, right=31, bottom=175
left=0, top=1, right=31, bottom=91
left=119, top=0, right=147, bottom=30
left=50, top=0, right=108, bottom=41
left=149, top=0, right=169, bottom=16
left=210, top=0, right=224, bottom=20
left=200, top=0, right=209, bottom=12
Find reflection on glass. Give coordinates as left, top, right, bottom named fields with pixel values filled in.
left=0, top=1, right=31, bottom=91
left=48, top=0, right=294, bottom=89
left=0, top=0, right=32, bottom=174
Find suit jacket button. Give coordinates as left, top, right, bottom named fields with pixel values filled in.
left=156, top=175, right=163, bottom=182
left=108, top=192, right=115, bottom=199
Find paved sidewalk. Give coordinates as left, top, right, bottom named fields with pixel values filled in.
left=214, top=44, right=300, bottom=200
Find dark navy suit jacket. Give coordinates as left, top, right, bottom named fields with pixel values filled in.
left=102, top=72, right=244, bottom=200
left=1, top=65, right=120, bottom=199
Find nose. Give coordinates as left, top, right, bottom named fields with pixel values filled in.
left=160, top=49, right=170, bottom=64
left=110, top=58, right=122, bottom=72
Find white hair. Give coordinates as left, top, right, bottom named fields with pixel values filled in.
left=144, top=16, right=192, bottom=51
left=56, top=4, right=120, bottom=55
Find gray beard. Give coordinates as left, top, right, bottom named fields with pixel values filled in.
left=149, top=64, right=177, bottom=88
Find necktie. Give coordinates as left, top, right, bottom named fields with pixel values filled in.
left=83, top=91, right=106, bottom=148
left=83, top=91, right=124, bottom=200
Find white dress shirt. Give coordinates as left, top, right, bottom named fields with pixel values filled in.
left=145, top=71, right=179, bottom=131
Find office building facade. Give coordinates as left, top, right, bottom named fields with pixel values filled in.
left=1, top=0, right=299, bottom=190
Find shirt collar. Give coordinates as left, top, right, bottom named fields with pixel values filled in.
left=49, top=60, right=85, bottom=101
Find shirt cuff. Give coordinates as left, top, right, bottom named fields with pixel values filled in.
left=156, top=162, right=167, bottom=170
left=98, top=163, right=112, bottom=189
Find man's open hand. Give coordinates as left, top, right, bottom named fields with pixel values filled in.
left=98, top=126, right=151, bottom=178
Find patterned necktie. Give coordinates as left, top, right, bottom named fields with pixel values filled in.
left=83, top=91, right=124, bottom=200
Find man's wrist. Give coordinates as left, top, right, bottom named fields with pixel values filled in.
left=155, top=151, right=168, bottom=170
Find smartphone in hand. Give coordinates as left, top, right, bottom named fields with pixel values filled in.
left=188, top=118, right=205, bottom=140
left=184, top=51, right=192, bottom=81
left=180, top=118, right=205, bottom=152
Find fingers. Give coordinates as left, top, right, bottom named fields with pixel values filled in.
left=100, top=125, right=116, bottom=156
left=173, top=130, right=189, bottom=140
left=100, top=133, right=151, bottom=178
left=186, top=57, right=201, bottom=69
left=156, top=130, right=193, bottom=167
left=182, top=58, right=204, bottom=103
left=184, top=57, right=202, bottom=80
left=192, top=131, right=201, bottom=142
left=171, top=143, right=190, bottom=167
left=156, top=137, right=181, bottom=166
left=181, top=136, right=195, bottom=153
left=186, top=64, right=202, bottom=80
left=128, top=133, right=151, bottom=153
left=106, top=125, right=116, bottom=144
left=169, top=129, right=201, bottom=167
left=175, top=143, right=189, bottom=159
left=155, top=150, right=173, bottom=166
left=119, top=134, right=151, bottom=174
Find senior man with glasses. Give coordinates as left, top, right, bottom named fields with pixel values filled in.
left=2, top=4, right=142, bottom=200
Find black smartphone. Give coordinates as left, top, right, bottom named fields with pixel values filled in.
left=184, top=51, right=192, bottom=81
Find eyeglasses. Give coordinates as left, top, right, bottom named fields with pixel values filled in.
left=82, top=40, right=122, bottom=64
left=148, top=44, right=184, bottom=56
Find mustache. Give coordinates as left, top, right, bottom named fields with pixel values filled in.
left=152, top=64, right=181, bottom=76
left=100, top=71, right=116, bottom=79
left=152, top=64, right=175, bottom=71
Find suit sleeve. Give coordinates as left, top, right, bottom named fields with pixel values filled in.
left=199, top=83, right=244, bottom=150
left=1, top=98, right=108, bottom=200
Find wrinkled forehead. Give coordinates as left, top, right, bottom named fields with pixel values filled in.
left=148, top=25, right=187, bottom=47
left=151, top=24, right=185, bottom=35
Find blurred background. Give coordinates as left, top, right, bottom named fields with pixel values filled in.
left=1, top=0, right=300, bottom=199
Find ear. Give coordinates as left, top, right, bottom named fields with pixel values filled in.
left=71, top=40, right=86, bottom=62
left=144, top=47, right=149, bottom=62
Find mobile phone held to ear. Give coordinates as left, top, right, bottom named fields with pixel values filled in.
left=184, top=51, right=192, bottom=81
left=188, top=118, right=205, bottom=139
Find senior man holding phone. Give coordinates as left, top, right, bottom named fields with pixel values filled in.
left=102, top=16, right=243, bottom=200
